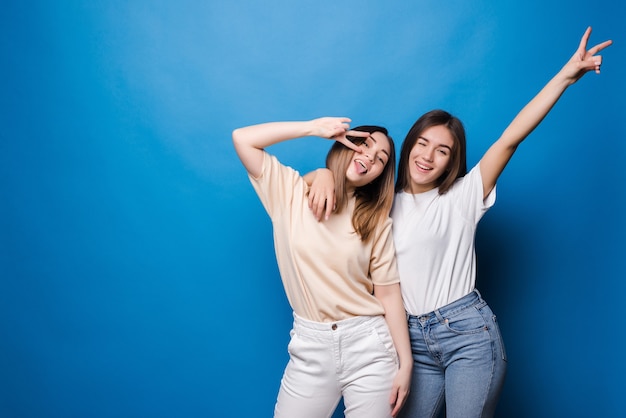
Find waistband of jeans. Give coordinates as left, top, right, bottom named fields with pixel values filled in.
left=407, top=289, right=484, bottom=324
left=293, top=312, right=383, bottom=332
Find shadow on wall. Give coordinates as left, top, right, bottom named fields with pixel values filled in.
left=476, top=213, right=531, bottom=418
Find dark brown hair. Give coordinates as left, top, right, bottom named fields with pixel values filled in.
left=395, top=109, right=467, bottom=195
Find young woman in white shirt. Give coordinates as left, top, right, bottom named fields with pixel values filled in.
left=308, top=26, right=611, bottom=418
left=392, top=27, right=611, bottom=418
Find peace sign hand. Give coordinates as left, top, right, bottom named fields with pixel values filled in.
left=309, top=117, right=369, bottom=153
left=563, top=26, right=612, bottom=84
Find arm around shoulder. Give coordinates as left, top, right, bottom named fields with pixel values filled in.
left=304, top=168, right=336, bottom=221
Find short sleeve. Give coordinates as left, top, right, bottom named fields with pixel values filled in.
left=248, top=152, right=305, bottom=218
left=453, top=163, right=496, bottom=224
left=369, top=217, right=401, bottom=286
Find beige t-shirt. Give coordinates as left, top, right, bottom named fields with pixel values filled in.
left=249, top=152, right=400, bottom=323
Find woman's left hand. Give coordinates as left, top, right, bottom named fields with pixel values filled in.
left=389, top=364, right=412, bottom=417
left=562, top=26, right=612, bottom=84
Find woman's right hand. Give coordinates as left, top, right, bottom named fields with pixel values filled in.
left=559, top=26, right=612, bottom=85
left=309, top=117, right=369, bottom=152
left=307, top=168, right=336, bottom=221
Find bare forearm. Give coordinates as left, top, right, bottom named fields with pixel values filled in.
left=498, top=71, right=571, bottom=148
left=481, top=69, right=574, bottom=197
left=375, top=284, right=412, bottom=370
left=479, top=27, right=611, bottom=198
left=303, top=168, right=323, bottom=186
left=375, top=283, right=412, bottom=415
left=385, top=305, right=412, bottom=370
left=232, top=117, right=358, bottom=177
left=233, top=121, right=316, bottom=151
left=232, top=120, right=317, bottom=177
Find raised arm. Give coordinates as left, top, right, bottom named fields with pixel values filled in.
left=480, top=27, right=612, bottom=198
left=232, top=117, right=363, bottom=178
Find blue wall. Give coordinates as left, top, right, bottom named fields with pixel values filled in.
left=2, top=1, right=624, bottom=417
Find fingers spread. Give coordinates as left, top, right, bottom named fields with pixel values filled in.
left=337, top=137, right=363, bottom=153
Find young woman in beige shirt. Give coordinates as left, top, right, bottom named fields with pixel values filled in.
left=233, top=117, right=412, bottom=417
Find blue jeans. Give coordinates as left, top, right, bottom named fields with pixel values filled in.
left=399, top=290, right=507, bottom=418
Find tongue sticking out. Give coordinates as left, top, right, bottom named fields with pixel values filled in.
left=354, top=160, right=368, bottom=174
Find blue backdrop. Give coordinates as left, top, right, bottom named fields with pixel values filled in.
left=2, top=1, right=624, bottom=417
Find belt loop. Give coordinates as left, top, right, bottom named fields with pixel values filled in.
left=434, top=309, right=446, bottom=324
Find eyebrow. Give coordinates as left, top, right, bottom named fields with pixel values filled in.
left=367, top=135, right=390, bottom=158
left=418, top=135, right=452, bottom=151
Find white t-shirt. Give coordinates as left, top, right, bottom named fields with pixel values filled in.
left=391, top=164, right=495, bottom=316
left=249, top=152, right=400, bottom=323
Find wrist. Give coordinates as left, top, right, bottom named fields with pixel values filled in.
left=304, top=119, right=319, bottom=137
left=398, top=362, right=413, bottom=374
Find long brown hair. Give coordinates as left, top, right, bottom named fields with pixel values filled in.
left=395, top=109, right=467, bottom=195
left=326, top=126, right=396, bottom=242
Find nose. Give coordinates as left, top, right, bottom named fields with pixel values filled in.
left=423, top=147, right=434, bottom=162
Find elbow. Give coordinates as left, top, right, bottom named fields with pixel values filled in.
left=374, top=283, right=401, bottom=307
left=232, top=127, right=252, bottom=154
left=232, top=128, right=243, bottom=147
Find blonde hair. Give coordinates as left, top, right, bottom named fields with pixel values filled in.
left=326, top=126, right=396, bottom=242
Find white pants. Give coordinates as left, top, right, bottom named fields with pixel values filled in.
left=274, top=313, right=399, bottom=418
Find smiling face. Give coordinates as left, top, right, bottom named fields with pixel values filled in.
left=396, top=110, right=467, bottom=195
left=345, top=131, right=391, bottom=189
left=406, top=124, right=454, bottom=193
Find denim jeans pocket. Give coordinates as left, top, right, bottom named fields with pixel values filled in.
left=443, top=307, right=488, bottom=335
